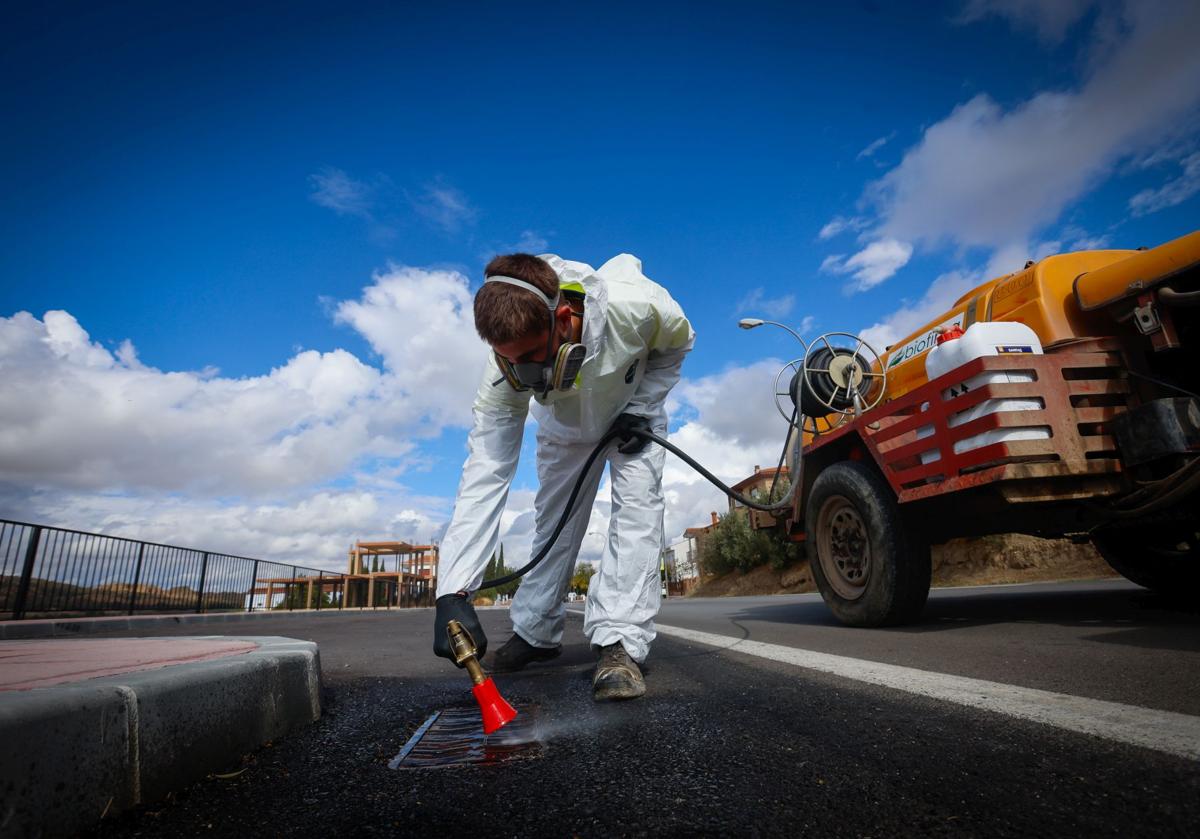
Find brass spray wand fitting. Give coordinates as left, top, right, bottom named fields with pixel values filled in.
left=446, top=618, right=487, bottom=686
left=446, top=618, right=519, bottom=734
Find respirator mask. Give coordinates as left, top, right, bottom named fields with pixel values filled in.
left=486, top=274, right=586, bottom=397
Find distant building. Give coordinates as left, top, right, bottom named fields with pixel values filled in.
left=663, top=534, right=702, bottom=595
left=684, top=512, right=720, bottom=556
left=668, top=464, right=793, bottom=588
left=657, top=512, right=720, bottom=593
left=340, top=539, right=440, bottom=608
left=348, top=541, right=439, bottom=578
left=728, top=465, right=789, bottom=529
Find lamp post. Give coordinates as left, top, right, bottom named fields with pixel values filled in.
left=737, top=318, right=808, bottom=349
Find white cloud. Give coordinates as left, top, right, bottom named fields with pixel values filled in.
left=0, top=264, right=499, bottom=564
left=1067, top=234, right=1112, bottom=250
left=0, top=288, right=804, bottom=569
left=3, top=486, right=447, bottom=571
left=673, top=360, right=795, bottom=447
left=410, top=180, right=477, bottom=233
left=333, top=264, right=488, bottom=429
left=736, top=287, right=796, bottom=319
left=1055, top=224, right=1112, bottom=251
left=310, top=169, right=485, bottom=240
left=495, top=358, right=801, bottom=556
left=1129, top=151, right=1200, bottom=216
left=857, top=270, right=980, bottom=352
left=980, top=241, right=1031, bottom=279
left=1126, top=134, right=1199, bottom=172
left=823, top=238, right=914, bottom=292
left=868, top=1, right=1200, bottom=254
left=309, top=167, right=378, bottom=218
left=857, top=133, right=894, bottom=160
left=955, top=0, right=1096, bottom=43
left=0, top=266, right=487, bottom=500
left=1, top=313, right=369, bottom=495
left=818, top=216, right=866, bottom=240
left=659, top=361, right=795, bottom=543
left=504, top=230, right=550, bottom=253
left=819, top=254, right=845, bottom=272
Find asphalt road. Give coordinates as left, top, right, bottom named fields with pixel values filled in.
left=649, top=580, right=1200, bottom=716
left=85, top=580, right=1200, bottom=837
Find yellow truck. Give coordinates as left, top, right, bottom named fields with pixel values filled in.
left=785, top=229, right=1200, bottom=627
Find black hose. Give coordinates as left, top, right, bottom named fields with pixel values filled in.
left=477, top=430, right=619, bottom=591
left=475, top=424, right=799, bottom=592
left=1123, top=368, right=1200, bottom=400
left=1104, top=457, right=1200, bottom=518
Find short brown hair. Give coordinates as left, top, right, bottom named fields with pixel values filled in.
left=474, top=253, right=560, bottom=345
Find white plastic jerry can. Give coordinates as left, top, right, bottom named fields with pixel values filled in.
left=917, top=322, right=1049, bottom=465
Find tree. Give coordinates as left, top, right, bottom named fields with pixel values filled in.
left=277, top=583, right=331, bottom=610
left=699, top=508, right=802, bottom=577
left=494, top=542, right=520, bottom=599
left=570, top=562, right=596, bottom=595
left=477, top=544, right=521, bottom=601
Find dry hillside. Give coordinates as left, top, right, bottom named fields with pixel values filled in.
left=689, top=533, right=1117, bottom=598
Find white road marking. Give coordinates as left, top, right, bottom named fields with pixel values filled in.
left=653, top=622, right=1200, bottom=762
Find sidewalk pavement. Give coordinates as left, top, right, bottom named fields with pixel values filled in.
left=0, top=638, right=260, bottom=689
left=0, top=635, right=322, bottom=838
left=0, top=606, right=354, bottom=640
left=0, top=603, right=508, bottom=640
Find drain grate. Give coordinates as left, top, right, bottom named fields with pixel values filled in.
left=388, top=706, right=543, bottom=769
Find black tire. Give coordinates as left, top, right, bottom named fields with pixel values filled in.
left=806, top=461, right=931, bottom=627
left=1091, top=523, right=1200, bottom=594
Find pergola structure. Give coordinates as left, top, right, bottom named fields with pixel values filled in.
left=342, top=540, right=439, bottom=608
left=256, top=540, right=438, bottom=611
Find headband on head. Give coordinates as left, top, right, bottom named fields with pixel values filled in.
left=484, top=275, right=560, bottom=309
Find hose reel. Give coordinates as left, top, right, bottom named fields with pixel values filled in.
left=773, top=332, right=886, bottom=436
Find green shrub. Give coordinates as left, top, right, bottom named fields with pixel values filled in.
left=699, top=510, right=803, bottom=575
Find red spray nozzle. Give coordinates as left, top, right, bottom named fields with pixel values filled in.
left=447, top=618, right=519, bottom=735
left=472, top=677, right=518, bottom=734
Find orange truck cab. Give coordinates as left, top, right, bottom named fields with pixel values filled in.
left=786, top=230, right=1200, bottom=627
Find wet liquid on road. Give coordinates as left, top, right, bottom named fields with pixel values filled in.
left=388, top=705, right=543, bottom=769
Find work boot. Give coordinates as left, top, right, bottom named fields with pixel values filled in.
left=592, top=642, right=646, bottom=701
left=490, top=633, right=561, bottom=673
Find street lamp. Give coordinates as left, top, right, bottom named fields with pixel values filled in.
left=737, top=318, right=808, bottom=349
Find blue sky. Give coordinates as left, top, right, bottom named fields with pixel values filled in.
left=2, top=0, right=1198, bottom=567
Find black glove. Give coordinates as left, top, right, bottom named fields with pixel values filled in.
left=611, top=413, right=653, bottom=455
left=433, top=593, right=488, bottom=665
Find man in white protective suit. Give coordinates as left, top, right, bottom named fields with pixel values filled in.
left=432, top=252, right=694, bottom=701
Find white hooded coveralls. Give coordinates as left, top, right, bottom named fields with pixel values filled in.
left=436, top=253, right=694, bottom=662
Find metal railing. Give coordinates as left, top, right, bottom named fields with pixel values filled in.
left=0, top=519, right=434, bottom=620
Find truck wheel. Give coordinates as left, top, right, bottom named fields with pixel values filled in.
left=806, top=461, right=931, bottom=627
left=1091, top=525, right=1200, bottom=594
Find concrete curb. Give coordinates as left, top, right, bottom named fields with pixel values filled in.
left=0, top=636, right=322, bottom=838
